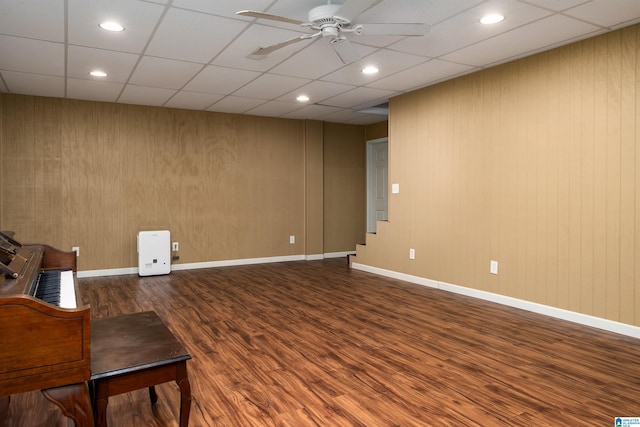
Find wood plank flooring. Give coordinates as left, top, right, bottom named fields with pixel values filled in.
left=4, top=259, right=640, bottom=426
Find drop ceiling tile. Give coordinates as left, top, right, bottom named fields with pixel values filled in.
left=519, top=0, right=593, bottom=12
left=184, top=65, right=261, bottom=95
left=67, top=45, right=139, bottom=83
left=357, top=0, right=486, bottom=25
left=146, top=8, right=249, bottom=63
left=1, top=71, right=64, bottom=97
left=321, top=86, right=396, bottom=108
left=390, top=0, right=555, bottom=58
left=277, top=80, right=355, bottom=104
left=129, top=57, right=203, bottom=89
left=117, top=85, right=176, bottom=107
left=67, top=0, right=165, bottom=53
left=565, top=0, right=640, bottom=28
left=441, top=14, right=601, bottom=67
left=319, top=108, right=379, bottom=124
left=67, top=78, right=124, bottom=103
left=245, top=100, right=300, bottom=117
left=355, top=35, right=406, bottom=48
left=369, top=59, right=476, bottom=91
left=0, top=36, right=64, bottom=75
left=214, top=24, right=313, bottom=71
left=207, top=96, right=266, bottom=114
left=321, top=49, right=427, bottom=85
left=270, top=39, right=378, bottom=80
left=0, top=0, right=64, bottom=41
left=1, top=0, right=639, bottom=123
left=281, top=104, right=343, bottom=120
left=233, top=73, right=310, bottom=100
left=172, top=0, right=273, bottom=19
left=262, top=0, right=326, bottom=23
left=164, top=91, right=224, bottom=110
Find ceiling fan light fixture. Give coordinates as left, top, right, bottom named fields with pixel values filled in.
left=480, top=14, right=505, bottom=25
left=99, top=21, right=125, bottom=32
left=237, top=0, right=426, bottom=65
left=362, top=65, right=379, bottom=75
left=296, top=95, right=310, bottom=102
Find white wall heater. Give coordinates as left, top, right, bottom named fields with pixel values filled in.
left=137, top=230, right=171, bottom=277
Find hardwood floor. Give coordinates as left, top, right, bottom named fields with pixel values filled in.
left=4, top=258, right=640, bottom=426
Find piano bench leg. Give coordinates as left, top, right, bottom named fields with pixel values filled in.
left=42, top=383, right=94, bottom=427
left=149, top=386, right=158, bottom=405
left=92, top=380, right=109, bottom=427
left=0, top=395, right=10, bottom=423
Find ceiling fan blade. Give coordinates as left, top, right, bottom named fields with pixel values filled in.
left=236, top=10, right=305, bottom=26
left=335, top=0, right=383, bottom=22
left=253, top=33, right=318, bottom=56
left=330, top=37, right=360, bottom=64
left=361, top=23, right=430, bottom=36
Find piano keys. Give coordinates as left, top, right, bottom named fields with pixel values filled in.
left=34, top=269, right=76, bottom=308
left=0, top=232, right=93, bottom=427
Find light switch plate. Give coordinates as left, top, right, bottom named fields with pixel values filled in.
left=490, top=260, right=498, bottom=274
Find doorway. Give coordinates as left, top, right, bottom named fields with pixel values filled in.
left=367, top=138, right=388, bottom=233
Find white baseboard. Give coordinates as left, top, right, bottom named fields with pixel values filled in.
left=77, top=252, right=354, bottom=278
left=77, top=267, right=138, bottom=278
left=305, top=251, right=355, bottom=261
left=351, top=262, right=640, bottom=340
left=171, top=255, right=306, bottom=271
left=324, top=251, right=355, bottom=259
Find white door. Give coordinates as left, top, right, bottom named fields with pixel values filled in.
left=367, top=139, right=388, bottom=233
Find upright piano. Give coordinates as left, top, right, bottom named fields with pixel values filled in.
left=0, top=232, right=93, bottom=426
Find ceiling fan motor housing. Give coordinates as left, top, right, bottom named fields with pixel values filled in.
left=308, top=4, right=350, bottom=27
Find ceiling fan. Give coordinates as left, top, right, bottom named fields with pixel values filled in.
left=236, top=0, right=427, bottom=64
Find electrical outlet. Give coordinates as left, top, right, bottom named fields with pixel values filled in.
left=290, top=235, right=295, bottom=244
left=172, top=242, right=179, bottom=251
left=72, top=246, right=79, bottom=257
left=409, top=248, right=415, bottom=260
left=490, top=260, right=498, bottom=275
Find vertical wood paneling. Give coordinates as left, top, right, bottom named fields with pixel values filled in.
left=543, top=49, right=560, bottom=308
left=592, top=33, right=609, bottom=319
left=322, top=122, right=366, bottom=253
left=567, top=42, right=583, bottom=313
left=0, top=97, right=322, bottom=269
left=605, top=31, right=623, bottom=320
left=487, top=68, right=504, bottom=295
left=498, top=62, right=520, bottom=299
left=304, top=120, right=324, bottom=257
left=365, top=121, right=388, bottom=141
left=356, top=24, right=640, bottom=327
left=579, top=37, right=596, bottom=315
left=619, top=26, right=637, bottom=324
left=0, top=96, right=3, bottom=228
left=635, top=26, right=640, bottom=325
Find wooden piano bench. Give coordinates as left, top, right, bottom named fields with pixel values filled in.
left=89, top=311, right=192, bottom=427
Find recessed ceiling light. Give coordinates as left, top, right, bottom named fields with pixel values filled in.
left=362, top=65, right=379, bottom=75
left=89, top=70, right=107, bottom=77
left=480, top=14, right=505, bottom=24
left=296, top=95, right=310, bottom=102
left=99, top=21, right=125, bottom=32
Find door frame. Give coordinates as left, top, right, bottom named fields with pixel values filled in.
left=366, top=137, right=389, bottom=233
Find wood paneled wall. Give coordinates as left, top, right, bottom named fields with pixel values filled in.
left=356, top=25, right=640, bottom=326
left=323, top=122, right=366, bottom=253
left=0, top=95, right=369, bottom=270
